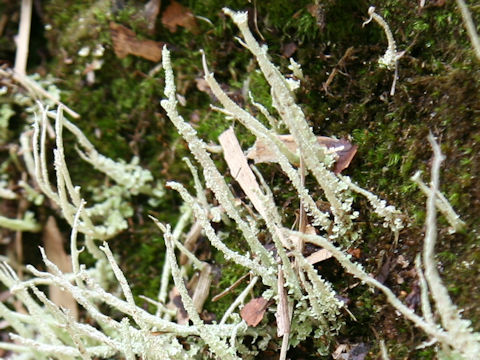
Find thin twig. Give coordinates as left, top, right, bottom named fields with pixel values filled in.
left=14, top=0, right=32, bottom=75
left=212, top=273, right=250, bottom=302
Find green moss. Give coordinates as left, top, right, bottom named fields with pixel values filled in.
left=200, top=226, right=254, bottom=319
left=204, top=257, right=247, bottom=319
left=248, top=70, right=273, bottom=114
left=195, top=109, right=232, bottom=142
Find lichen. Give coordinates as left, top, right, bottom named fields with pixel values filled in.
left=1, top=1, right=479, bottom=359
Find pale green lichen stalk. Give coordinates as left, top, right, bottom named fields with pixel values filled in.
left=362, top=6, right=403, bottom=70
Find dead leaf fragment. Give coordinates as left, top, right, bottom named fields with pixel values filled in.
left=333, top=138, right=358, bottom=174
left=240, top=297, right=270, bottom=327
left=347, top=248, right=362, bottom=259
left=306, top=248, right=333, bottom=265
left=43, top=216, right=78, bottom=320
left=282, top=42, right=297, bottom=58
left=220, top=128, right=292, bottom=248
left=110, top=22, right=164, bottom=62
left=246, top=135, right=357, bottom=174
left=332, top=343, right=349, bottom=360
left=405, top=280, right=420, bottom=310
left=161, top=1, right=199, bottom=34
left=168, top=287, right=189, bottom=324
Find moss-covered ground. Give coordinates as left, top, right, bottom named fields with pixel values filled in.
left=1, top=0, right=479, bottom=358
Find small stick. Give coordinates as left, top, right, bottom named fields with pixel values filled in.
left=14, top=0, right=32, bottom=75
left=212, top=273, right=250, bottom=302
left=0, top=68, right=80, bottom=118
left=323, top=47, right=354, bottom=94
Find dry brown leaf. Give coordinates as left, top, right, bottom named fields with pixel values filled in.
left=347, top=248, right=362, bottom=259
left=110, top=22, right=164, bottom=62
left=219, top=128, right=265, bottom=218
left=167, top=265, right=211, bottom=324
left=333, top=138, right=358, bottom=174
left=168, top=287, right=189, bottom=324
left=220, top=128, right=291, bottom=249
left=405, top=281, right=421, bottom=310
left=43, top=216, right=78, bottom=320
left=240, top=297, right=269, bottom=327
left=161, top=1, right=199, bottom=34
left=282, top=42, right=297, bottom=58
left=246, top=135, right=358, bottom=174
left=195, top=77, right=213, bottom=97
left=306, top=248, right=333, bottom=265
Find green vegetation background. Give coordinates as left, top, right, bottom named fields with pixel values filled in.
left=1, top=0, right=479, bottom=358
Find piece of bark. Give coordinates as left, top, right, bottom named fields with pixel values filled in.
left=240, top=297, right=269, bottom=327
left=110, top=22, right=164, bottom=62
left=43, top=216, right=78, bottom=320
left=161, top=1, right=199, bottom=34
left=246, top=135, right=357, bottom=174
